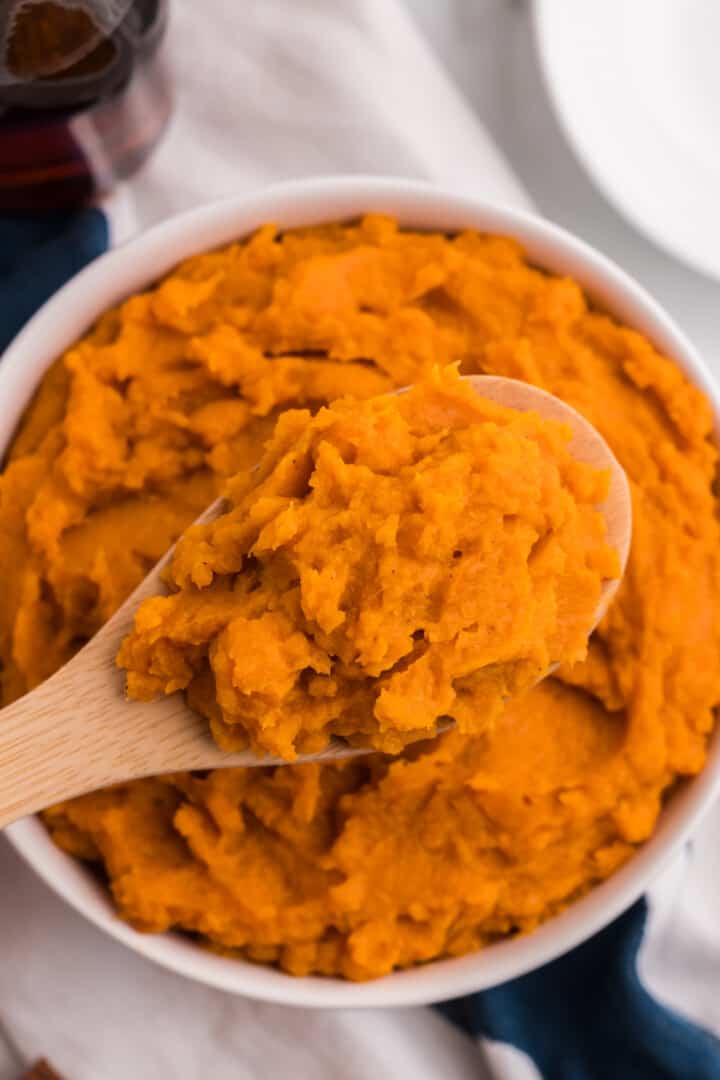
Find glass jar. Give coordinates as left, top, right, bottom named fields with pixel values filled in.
left=0, top=0, right=171, bottom=210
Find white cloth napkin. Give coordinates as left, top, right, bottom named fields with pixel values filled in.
left=3, top=1, right=720, bottom=1078
left=109, top=0, right=530, bottom=240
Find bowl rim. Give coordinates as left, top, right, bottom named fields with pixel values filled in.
left=3, top=174, right=720, bottom=1009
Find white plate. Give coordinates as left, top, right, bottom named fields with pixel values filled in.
left=534, top=0, right=720, bottom=281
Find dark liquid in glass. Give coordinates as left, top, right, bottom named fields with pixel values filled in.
left=0, top=0, right=170, bottom=210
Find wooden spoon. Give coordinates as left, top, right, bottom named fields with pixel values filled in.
left=0, top=375, right=631, bottom=828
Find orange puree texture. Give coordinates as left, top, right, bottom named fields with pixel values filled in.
left=118, top=368, right=617, bottom=760
left=1, top=215, right=719, bottom=981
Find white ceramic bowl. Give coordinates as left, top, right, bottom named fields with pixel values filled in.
left=3, top=176, right=720, bottom=1008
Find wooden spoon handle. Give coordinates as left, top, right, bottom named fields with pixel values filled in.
left=0, top=609, right=202, bottom=827
left=0, top=649, right=130, bottom=827
left=0, top=636, right=368, bottom=826
left=0, top=498, right=228, bottom=828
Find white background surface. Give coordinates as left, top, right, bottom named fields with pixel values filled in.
left=3, top=1, right=720, bottom=1077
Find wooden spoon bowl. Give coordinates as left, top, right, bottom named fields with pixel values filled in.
left=0, top=376, right=631, bottom=827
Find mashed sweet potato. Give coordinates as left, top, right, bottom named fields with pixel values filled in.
left=2, top=215, right=719, bottom=981
left=118, top=368, right=617, bottom=759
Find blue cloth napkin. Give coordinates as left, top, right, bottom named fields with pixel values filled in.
left=2, top=213, right=720, bottom=1080
left=0, top=210, right=108, bottom=353
left=440, top=900, right=720, bottom=1080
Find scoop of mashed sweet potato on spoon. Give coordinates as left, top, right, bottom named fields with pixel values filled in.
left=118, top=367, right=618, bottom=760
